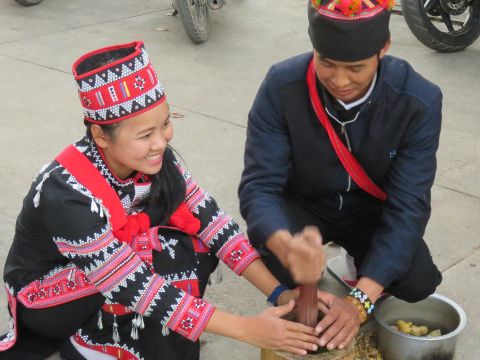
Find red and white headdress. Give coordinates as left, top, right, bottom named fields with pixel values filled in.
left=72, top=41, right=166, bottom=124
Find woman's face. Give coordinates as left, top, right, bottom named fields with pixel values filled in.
left=95, top=101, right=173, bottom=179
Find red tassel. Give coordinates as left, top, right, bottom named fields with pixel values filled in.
left=114, top=229, right=130, bottom=242
left=125, top=218, right=140, bottom=235
left=338, top=0, right=362, bottom=16
left=113, top=212, right=151, bottom=244
left=135, top=212, right=150, bottom=233
left=378, top=0, right=396, bottom=10
left=169, top=203, right=201, bottom=235
left=339, top=0, right=350, bottom=13
left=310, top=0, right=323, bottom=9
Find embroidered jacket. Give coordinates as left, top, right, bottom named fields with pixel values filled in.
left=2, top=136, right=259, bottom=354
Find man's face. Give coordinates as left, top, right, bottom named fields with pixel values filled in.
left=313, top=43, right=389, bottom=103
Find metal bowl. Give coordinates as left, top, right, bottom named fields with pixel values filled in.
left=374, top=293, right=467, bottom=360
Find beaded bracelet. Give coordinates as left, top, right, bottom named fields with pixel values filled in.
left=344, top=295, right=367, bottom=323
left=344, top=288, right=375, bottom=323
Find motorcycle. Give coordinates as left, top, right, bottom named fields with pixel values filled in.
left=14, top=0, right=43, bottom=5
left=12, top=0, right=223, bottom=45
left=172, top=0, right=225, bottom=44
left=398, top=0, right=480, bottom=52
left=14, top=0, right=479, bottom=51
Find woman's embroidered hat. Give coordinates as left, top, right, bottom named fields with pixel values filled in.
left=72, top=41, right=166, bottom=124
left=308, top=0, right=395, bottom=62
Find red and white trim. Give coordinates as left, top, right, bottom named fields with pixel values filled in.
left=17, top=265, right=97, bottom=309
left=72, top=40, right=166, bottom=124
left=0, top=285, right=17, bottom=351
left=217, top=234, right=261, bottom=275
left=177, top=161, right=261, bottom=275
left=166, top=295, right=215, bottom=342
left=73, top=331, right=142, bottom=360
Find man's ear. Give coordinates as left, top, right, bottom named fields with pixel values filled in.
left=379, top=39, right=391, bottom=60
left=90, top=124, right=109, bottom=149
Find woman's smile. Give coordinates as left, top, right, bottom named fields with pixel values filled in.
left=146, top=152, right=164, bottom=166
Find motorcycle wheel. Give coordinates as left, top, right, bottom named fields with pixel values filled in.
left=174, top=0, right=210, bottom=44
left=402, top=0, right=480, bottom=52
left=14, top=0, right=43, bottom=6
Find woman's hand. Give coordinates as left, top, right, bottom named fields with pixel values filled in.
left=314, top=291, right=361, bottom=350
left=240, top=300, right=319, bottom=355
left=277, top=288, right=300, bottom=306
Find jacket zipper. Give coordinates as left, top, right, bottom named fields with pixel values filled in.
left=326, top=108, right=359, bottom=211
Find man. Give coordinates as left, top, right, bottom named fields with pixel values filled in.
left=239, top=0, right=443, bottom=351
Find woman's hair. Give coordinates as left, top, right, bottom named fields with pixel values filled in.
left=146, top=145, right=186, bottom=224
left=75, top=46, right=135, bottom=76
left=82, top=42, right=186, bottom=223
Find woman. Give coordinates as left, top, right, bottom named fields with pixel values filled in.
left=0, top=41, right=321, bottom=360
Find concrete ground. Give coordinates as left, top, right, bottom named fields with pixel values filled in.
left=0, top=0, right=478, bottom=359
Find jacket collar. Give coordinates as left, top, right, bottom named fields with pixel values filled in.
left=73, top=135, right=151, bottom=190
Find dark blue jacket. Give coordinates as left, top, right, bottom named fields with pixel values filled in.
left=238, top=52, right=442, bottom=287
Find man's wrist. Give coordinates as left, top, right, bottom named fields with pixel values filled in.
left=344, top=287, right=375, bottom=323
left=265, top=230, right=292, bottom=267
left=344, top=295, right=367, bottom=323
left=356, top=276, right=384, bottom=303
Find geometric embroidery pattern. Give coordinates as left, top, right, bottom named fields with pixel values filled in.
left=73, top=41, right=165, bottom=124
left=1, top=136, right=261, bottom=357
left=76, top=47, right=149, bottom=93
left=81, top=82, right=165, bottom=123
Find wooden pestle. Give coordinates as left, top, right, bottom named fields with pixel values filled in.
left=296, top=283, right=319, bottom=327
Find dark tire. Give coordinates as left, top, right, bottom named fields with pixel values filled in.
left=14, top=0, right=43, bottom=6
left=402, top=0, right=480, bottom=52
left=174, top=0, right=210, bottom=44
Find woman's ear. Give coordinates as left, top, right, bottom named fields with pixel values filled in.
left=90, top=124, right=109, bottom=149
left=379, top=39, right=391, bottom=60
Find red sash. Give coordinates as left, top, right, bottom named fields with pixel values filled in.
left=306, top=58, right=387, bottom=202
left=2, top=145, right=201, bottom=352
left=56, top=145, right=153, bottom=243
left=55, top=145, right=200, bottom=299
left=55, top=145, right=129, bottom=231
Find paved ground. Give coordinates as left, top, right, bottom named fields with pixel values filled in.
left=0, top=0, right=479, bottom=359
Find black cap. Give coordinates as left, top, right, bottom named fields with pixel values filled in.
left=308, top=0, right=392, bottom=62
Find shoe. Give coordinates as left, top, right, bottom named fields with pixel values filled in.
left=342, top=276, right=358, bottom=288
left=327, top=256, right=357, bottom=290
left=327, top=256, right=388, bottom=296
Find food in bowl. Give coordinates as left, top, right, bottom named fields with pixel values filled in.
left=374, top=294, right=467, bottom=360
left=392, top=320, right=442, bottom=337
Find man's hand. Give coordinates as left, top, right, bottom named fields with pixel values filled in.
left=315, top=291, right=361, bottom=350
left=286, top=226, right=325, bottom=284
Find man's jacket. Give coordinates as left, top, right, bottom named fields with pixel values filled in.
left=239, top=52, right=442, bottom=287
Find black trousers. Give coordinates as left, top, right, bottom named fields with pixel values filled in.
left=0, top=294, right=104, bottom=360
left=260, top=198, right=442, bottom=303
